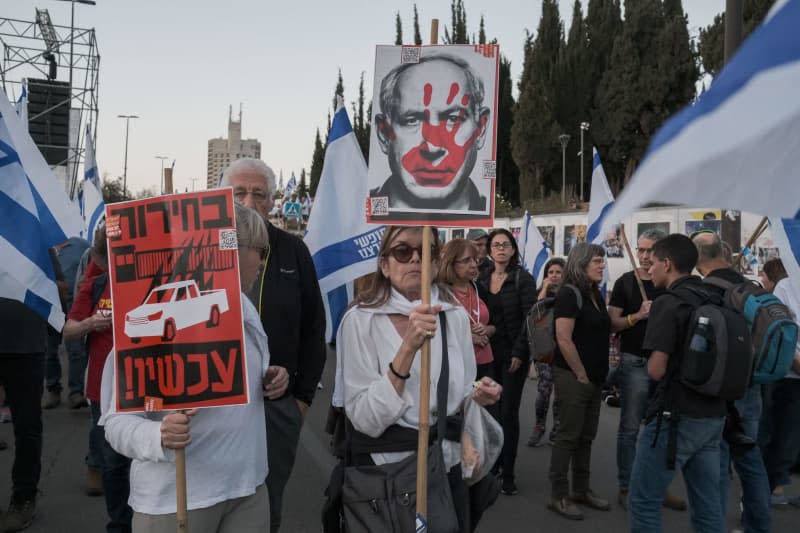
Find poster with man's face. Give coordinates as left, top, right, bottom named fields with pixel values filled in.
left=366, top=44, right=500, bottom=228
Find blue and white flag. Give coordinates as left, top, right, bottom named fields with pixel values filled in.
left=518, top=211, right=549, bottom=286
left=586, top=147, right=615, bottom=244
left=601, top=0, right=800, bottom=277
left=0, top=89, right=83, bottom=329
left=79, top=126, right=105, bottom=241
left=15, top=81, right=28, bottom=131
left=305, top=98, right=384, bottom=343
left=283, top=173, right=297, bottom=200
left=770, top=217, right=800, bottom=286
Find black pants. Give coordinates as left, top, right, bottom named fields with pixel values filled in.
left=265, top=395, right=303, bottom=532
left=0, top=353, right=44, bottom=500
left=493, top=355, right=529, bottom=481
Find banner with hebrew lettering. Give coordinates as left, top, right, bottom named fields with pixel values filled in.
left=106, top=189, right=247, bottom=412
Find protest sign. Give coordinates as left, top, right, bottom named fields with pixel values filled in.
left=106, top=189, right=247, bottom=413
left=366, top=44, right=499, bottom=227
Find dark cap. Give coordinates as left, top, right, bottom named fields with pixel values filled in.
left=466, top=229, right=488, bottom=241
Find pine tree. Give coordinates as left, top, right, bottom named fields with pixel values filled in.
left=353, top=72, right=370, bottom=161
left=395, top=11, right=403, bottom=45
left=413, top=4, right=422, bottom=45
left=297, top=168, right=308, bottom=197
left=478, top=15, right=486, bottom=44
left=511, top=0, right=564, bottom=202
left=497, top=56, right=520, bottom=206
left=309, top=129, right=324, bottom=196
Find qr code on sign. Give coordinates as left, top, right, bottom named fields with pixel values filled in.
left=370, top=197, right=389, bottom=216
left=483, top=160, right=497, bottom=178
left=219, top=229, right=238, bottom=250
left=401, top=46, right=421, bottom=64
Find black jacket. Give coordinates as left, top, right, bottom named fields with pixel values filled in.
left=249, top=223, right=326, bottom=406
left=477, top=263, right=538, bottom=359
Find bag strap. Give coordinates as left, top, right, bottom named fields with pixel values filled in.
left=564, top=283, right=583, bottom=311
left=702, top=276, right=734, bottom=292
left=436, top=311, right=449, bottom=448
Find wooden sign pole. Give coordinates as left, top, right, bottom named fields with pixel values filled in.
left=619, top=225, right=648, bottom=301
left=733, top=216, right=768, bottom=271
left=416, top=19, right=439, bottom=529
left=176, top=436, right=188, bottom=532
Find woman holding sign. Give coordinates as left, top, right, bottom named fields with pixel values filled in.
left=337, top=226, right=501, bottom=532
left=100, top=203, right=288, bottom=532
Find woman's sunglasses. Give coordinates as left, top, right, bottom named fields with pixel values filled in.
left=385, top=244, right=438, bottom=263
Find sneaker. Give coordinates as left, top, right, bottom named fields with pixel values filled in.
left=68, top=393, right=88, bottom=409
left=604, top=394, right=620, bottom=408
left=41, top=390, right=60, bottom=410
left=618, top=488, right=629, bottom=511
left=1, top=495, right=36, bottom=531
left=570, top=490, right=610, bottom=511
left=772, top=492, right=790, bottom=508
left=662, top=489, right=687, bottom=511
left=0, top=406, right=11, bottom=423
left=86, top=467, right=103, bottom=497
left=527, top=426, right=545, bottom=447
left=547, top=498, right=584, bottom=520
left=501, top=478, right=518, bottom=496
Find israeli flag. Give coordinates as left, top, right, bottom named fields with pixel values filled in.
left=79, top=126, right=105, bottom=241
left=770, top=217, right=800, bottom=286
left=586, top=148, right=615, bottom=244
left=518, top=211, right=549, bottom=286
left=283, top=173, right=297, bottom=200
left=601, top=0, right=800, bottom=271
left=15, top=81, right=28, bottom=130
left=0, top=89, right=83, bottom=329
left=305, top=98, right=385, bottom=343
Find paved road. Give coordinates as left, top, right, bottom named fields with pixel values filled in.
left=1, top=346, right=797, bottom=532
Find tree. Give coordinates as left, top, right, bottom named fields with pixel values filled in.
left=511, top=0, right=564, bottom=202
left=444, top=0, right=468, bottom=44
left=478, top=15, right=486, bottom=44
left=497, top=56, right=520, bottom=206
left=309, top=128, right=324, bottom=196
left=297, top=168, right=308, bottom=197
left=395, top=11, right=403, bottom=45
left=101, top=177, right=131, bottom=203
left=413, top=4, right=422, bottom=45
left=352, top=72, right=370, bottom=161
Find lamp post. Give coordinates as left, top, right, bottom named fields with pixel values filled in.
left=118, top=114, right=138, bottom=197
left=580, top=122, right=590, bottom=202
left=155, top=155, right=169, bottom=194
left=559, top=134, right=571, bottom=205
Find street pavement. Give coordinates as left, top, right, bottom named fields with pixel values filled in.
left=1, top=345, right=797, bottom=532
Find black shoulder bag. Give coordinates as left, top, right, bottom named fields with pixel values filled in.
left=340, top=312, right=459, bottom=533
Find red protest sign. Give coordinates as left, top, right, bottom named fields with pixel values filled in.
left=106, top=189, right=247, bottom=413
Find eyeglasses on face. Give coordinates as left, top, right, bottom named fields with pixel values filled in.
left=385, top=243, right=437, bottom=263
left=636, top=247, right=653, bottom=254
left=455, top=256, right=478, bottom=265
left=233, top=188, right=268, bottom=202
left=491, top=241, right=512, bottom=250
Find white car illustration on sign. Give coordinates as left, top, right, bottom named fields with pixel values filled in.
left=125, top=280, right=229, bottom=342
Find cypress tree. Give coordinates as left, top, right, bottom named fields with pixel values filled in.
left=478, top=15, right=486, bottom=44
left=497, top=56, right=520, bottom=206
left=413, top=4, right=422, bottom=45
left=395, top=11, right=403, bottom=45
left=354, top=72, right=370, bottom=161
left=309, top=129, right=324, bottom=196
left=298, top=168, right=308, bottom=197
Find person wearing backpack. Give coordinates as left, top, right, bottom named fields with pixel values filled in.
left=757, top=258, right=800, bottom=508
left=628, top=234, right=726, bottom=533
left=693, top=231, right=771, bottom=533
left=547, top=243, right=611, bottom=520
left=606, top=228, right=688, bottom=512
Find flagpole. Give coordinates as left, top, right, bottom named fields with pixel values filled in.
left=733, top=216, right=768, bottom=271
left=415, top=19, right=439, bottom=530
left=619, top=225, right=648, bottom=301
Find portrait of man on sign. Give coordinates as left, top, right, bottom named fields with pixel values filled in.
left=367, top=45, right=499, bottom=226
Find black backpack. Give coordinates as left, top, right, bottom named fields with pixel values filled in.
left=669, top=284, right=753, bottom=401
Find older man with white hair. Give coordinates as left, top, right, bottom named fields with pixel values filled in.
left=219, top=158, right=326, bottom=532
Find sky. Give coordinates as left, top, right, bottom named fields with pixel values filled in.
left=2, top=0, right=722, bottom=196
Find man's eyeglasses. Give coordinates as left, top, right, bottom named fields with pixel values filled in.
left=455, top=256, right=478, bottom=265
left=234, top=188, right=268, bottom=203
left=385, top=244, right=437, bottom=264
left=636, top=247, right=653, bottom=254
left=491, top=241, right=512, bottom=250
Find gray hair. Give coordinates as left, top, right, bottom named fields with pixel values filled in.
left=234, top=202, right=268, bottom=251
left=694, top=232, right=724, bottom=262
left=562, top=242, right=606, bottom=293
left=379, top=54, right=485, bottom=122
left=219, top=158, right=277, bottom=194
left=638, top=228, right=667, bottom=243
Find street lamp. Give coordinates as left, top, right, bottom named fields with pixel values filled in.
left=558, top=134, right=571, bottom=205
left=118, top=114, right=138, bottom=197
left=580, top=122, right=590, bottom=202
left=155, top=155, right=169, bottom=194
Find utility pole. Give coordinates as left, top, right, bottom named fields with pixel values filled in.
left=190, top=177, right=199, bottom=192
left=580, top=122, right=590, bottom=202
left=559, top=134, right=571, bottom=205
left=724, top=0, right=744, bottom=63
left=117, top=114, right=138, bottom=198
left=155, top=155, right=169, bottom=194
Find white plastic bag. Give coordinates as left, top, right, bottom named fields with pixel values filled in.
left=461, top=397, right=504, bottom=486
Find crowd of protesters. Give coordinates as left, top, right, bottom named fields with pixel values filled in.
left=2, top=159, right=800, bottom=533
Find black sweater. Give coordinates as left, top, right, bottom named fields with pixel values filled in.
left=477, top=263, right=538, bottom=360
left=249, top=223, right=327, bottom=406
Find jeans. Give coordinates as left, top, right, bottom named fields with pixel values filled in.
left=88, top=402, right=105, bottom=469
left=759, top=378, right=800, bottom=489
left=549, top=366, right=601, bottom=500
left=493, top=355, right=529, bottom=482
left=264, top=395, right=303, bottom=532
left=44, top=327, right=62, bottom=392
left=629, top=416, right=724, bottom=533
left=0, top=353, right=44, bottom=500
left=616, top=353, right=651, bottom=490
left=533, top=362, right=558, bottom=434
left=720, top=385, right=771, bottom=533
left=44, top=330, right=88, bottom=398
left=101, top=418, right=133, bottom=533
